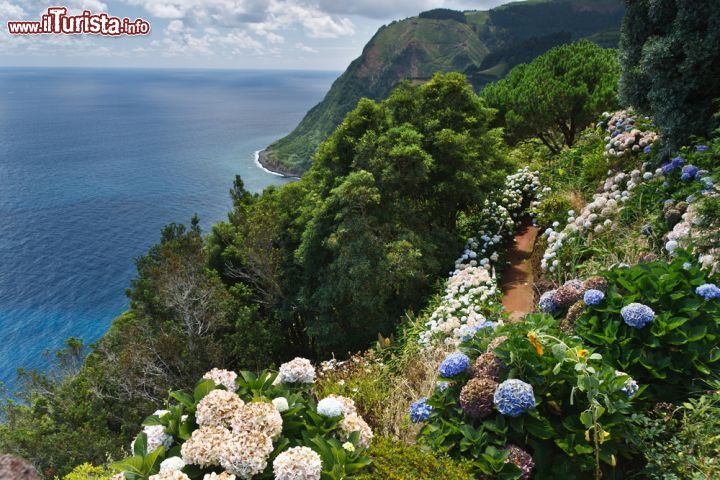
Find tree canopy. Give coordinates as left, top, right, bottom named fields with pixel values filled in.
left=619, top=0, right=720, bottom=151
left=482, top=40, right=620, bottom=153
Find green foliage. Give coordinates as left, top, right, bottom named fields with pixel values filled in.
left=619, top=0, right=720, bottom=151
left=418, top=9, right=467, bottom=23
left=265, top=2, right=624, bottom=173
left=288, top=73, right=509, bottom=353
left=354, top=436, right=475, bottom=480
left=420, top=315, right=636, bottom=479
left=113, top=371, right=372, bottom=480
left=483, top=41, right=620, bottom=153
left=628, top=384, right=720, bottom=479
left=533, top=193, right=574, bottom=230
left=59, top=463, right=114, bottom=480
left=576, top=251, right=720, bottom=402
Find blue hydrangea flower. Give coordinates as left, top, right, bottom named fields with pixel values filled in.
left=583, top=289, right=605, bottom=306
left=696, top=283, right=720, bottom=300
left=641, top=224, right=652, bottom=236
left=436, top=381, right=450, bottom=392
left=616, top=371, right=639, bottom=397
left=660, top=163, right=674, bottom=175
left=620, top=303, right=655, bottom=328
left=538, top=290, right=558, bottom=313
left=439, top=352, right=470, bottom=377
left=683, top=262, right=692, bottom=270
left=643, top=145, right=652, bottom=154
left=680, top=165, right=699, bottom=181
left=409, top=397, right=432, bottom=423
left=671, top=156, right=685, bottom=168
left=459, top=321, right=498, bottom=342
left=494, top=379, right=535, bottom=417
left=696, top=145, right=709, bottom=152
left=622, top=378, right=639, bottom=398
left=665, top=240, right=679, bottom=253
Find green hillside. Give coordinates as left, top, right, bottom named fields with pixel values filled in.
left=260, top=0, right=625, bottom=175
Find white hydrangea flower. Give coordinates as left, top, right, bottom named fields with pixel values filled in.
left=272, top=397, right=290, bottom=413
left=317, top=397, right=344, bottom=418
left=273, top=446, right=322, bottom=480
left=278, top=358, right=316, bottom=384
left=203, top=368, right=238, bottom=392
left=159, top=457, right=185, bottom=472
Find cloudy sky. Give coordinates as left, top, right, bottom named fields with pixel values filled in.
left=0, top=0, right=510, bottom=70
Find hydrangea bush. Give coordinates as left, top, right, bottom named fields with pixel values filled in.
left=112, top=361, right=372, bottom=480
left=575, top=251, right=720, bottom=401
left=414, top=315, right=636, bottom=479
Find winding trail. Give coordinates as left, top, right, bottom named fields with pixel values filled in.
left=501, top=220, right=539, bottom=321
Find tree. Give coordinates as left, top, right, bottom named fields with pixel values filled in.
left=619, top=0, right=720, bottom=151
left=292, top=73, right=508, bottom=353
left=482, top=40, right=620, bottom=153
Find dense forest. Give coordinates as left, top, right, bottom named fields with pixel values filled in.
left=1, top=0, right=719, bottom=479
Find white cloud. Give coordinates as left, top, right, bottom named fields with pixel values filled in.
left=295, top=41, right=317, bottom=53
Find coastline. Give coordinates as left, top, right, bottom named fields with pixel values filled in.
left=255, top=149, right=301, bottom=178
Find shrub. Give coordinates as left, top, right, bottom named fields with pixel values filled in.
left=112, top=361, right=372, bottom=480
left=416, top=315, right=637, bottom=479
left=354, top=436, right=475, bottom=480
left=628, top=383, right=720, bottom=479
left=576, top=250, right=720, bottom=402
left=60, top=463, right=114, bottom=480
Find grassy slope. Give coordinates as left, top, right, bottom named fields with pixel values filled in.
left=262, top=0, right=625, bottom=175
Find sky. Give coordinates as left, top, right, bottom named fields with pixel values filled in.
left=0, top=0, right=510, bottom=70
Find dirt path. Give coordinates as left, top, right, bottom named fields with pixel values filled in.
left=501, top=220, right=539, bottom=321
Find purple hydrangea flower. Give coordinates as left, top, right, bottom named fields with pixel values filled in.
left=583, top=289, right=605, bottom=306
left=409, top=397, right=432, bottom=423
left=696, top=283, right=720, bottom=300
left=439, top=352, right=470, bottom=377
left=538, top=290, right=558, bottom=314
left=621, top=303, right=655, bottom=328
left=696, top=145, right=709, bottom=152
left=494, top=379, right=535, bottom=417
left=643, top=145, right=652, bottom=154
left=680, top=165, right=699, bottom=181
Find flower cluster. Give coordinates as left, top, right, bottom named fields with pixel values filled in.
left=277, top=357, right=316, bottom=384
left=601, top=110, right=658, bottom=157
left=583, top=289, right=605, bottom=306
left=504, top=444, right=535, bottom=480
left=439, top=352, right=470, bottom=377
left=409, top=397, right=432, bottom=423
left=317, top=397, right=344, bottom=418
left=159, top=457, right=185, bottom=472
left=620, top=303, right=655, bottom=329
left=273, top=447, right=322, bottom=480
left=231, top=402, right=284, bottom=440
left=493, top=379, right=536, bottom=417
left=500, top=167, right=542, bottom=216
left=203, top=368, right=238, bottom=392
left=420, top=266, right=499, bottom=346
left=459, top=377, right=497, bottom=418
left=696, top=283, right=720, bottom=300
left=132, top=422, right=173, bottom=454
left=339, top=413, right=373, bottom=448
left=195, top=389, right=245, bottom=428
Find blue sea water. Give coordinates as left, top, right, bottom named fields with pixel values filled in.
left=0, top=67, right=336, bottom=391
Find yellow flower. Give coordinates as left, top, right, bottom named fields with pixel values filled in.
left=577, top=348, right=589, bottom=358
left=342, top=442, right=355, bottom=452
left=527, top=331, right=544, bottom=356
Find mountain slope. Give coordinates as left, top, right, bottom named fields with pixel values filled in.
left=260, top=0, right=625, bottom=175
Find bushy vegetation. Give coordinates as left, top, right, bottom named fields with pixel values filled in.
left=619, top=0, right=720, bottom=151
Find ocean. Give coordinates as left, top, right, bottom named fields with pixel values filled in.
left=0, top=67, right=336, bottom=391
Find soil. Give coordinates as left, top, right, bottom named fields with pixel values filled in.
left=501, top=220, right=539, bottom=321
